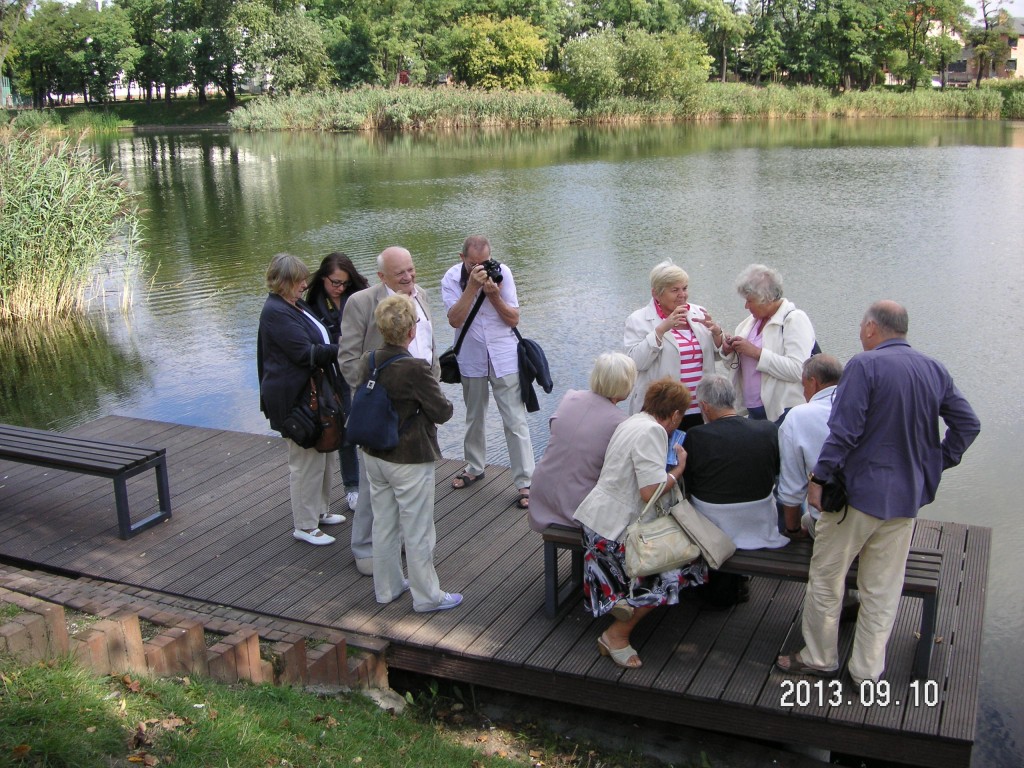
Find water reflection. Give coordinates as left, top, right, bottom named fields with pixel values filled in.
left=0, top=316, right=147, bottom=432
left=6, top=120, right=1023, bottom=765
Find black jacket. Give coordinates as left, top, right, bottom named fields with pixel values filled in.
left=517, top=334, right=553, bottom=413
left=257, top=293, right=339, bottom=431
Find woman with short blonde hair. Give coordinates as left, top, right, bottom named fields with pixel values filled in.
left=623, top=259, right=724, bottom=428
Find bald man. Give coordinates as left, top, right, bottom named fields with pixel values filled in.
left=339, top=247, right=440, bottom=576
left=776, top=300, right=979, bottom=686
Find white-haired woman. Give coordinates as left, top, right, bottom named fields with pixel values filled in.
left=624, top=260, right=723, bottom=430
left=719, top=264, right=816, bottom=422
left=529, top=353, right=637, bottom=533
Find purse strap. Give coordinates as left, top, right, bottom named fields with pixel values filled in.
left=636, top=481, right=668, bottom=524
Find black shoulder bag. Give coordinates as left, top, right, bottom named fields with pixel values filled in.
left=439, top=291, right=486, bottom=384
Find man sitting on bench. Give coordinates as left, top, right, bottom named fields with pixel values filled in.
left=684, top=375, right=788, bottom=607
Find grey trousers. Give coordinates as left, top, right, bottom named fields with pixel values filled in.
left=350, top=450, right=374, bottom=560
left=461, top=370, right=534, bottom=489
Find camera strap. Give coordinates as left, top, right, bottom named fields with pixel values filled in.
left=453, top=292, right=487, bottom=355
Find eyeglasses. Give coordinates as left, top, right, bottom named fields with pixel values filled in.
left=326, top=277, right=351, bottom=288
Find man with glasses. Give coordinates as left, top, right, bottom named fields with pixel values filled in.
left=441, top=235, right=534, bottom=510
left=339, top=246, right=441, bottom=576
left=776, top=300, right=979, bottom=686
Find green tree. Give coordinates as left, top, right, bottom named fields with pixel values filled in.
left=445, top=14, right=546, bottom=88
left=266, top=10, right=330, bottom=92
left=967, top=0, right=1012, bottom=85
left=13, top=0, right=79, bottom=106
left=1, top=0, right=31, bottom=78
left=72, top=2, right=141, bottom=102
left=890, top=0, right=971, bottom=88
left=559, top=27, right=621, bottom=107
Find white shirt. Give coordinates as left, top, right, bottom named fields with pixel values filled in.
left=776, top=385, right=838, bottom=508
left=440, top=262, right=520, bottom=378
left=386, top=285, right=433, bottom=366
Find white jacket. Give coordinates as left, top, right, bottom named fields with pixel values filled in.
left=719, top=299, right=815, bottom=422
left=624, top=300, right=717, bottom=415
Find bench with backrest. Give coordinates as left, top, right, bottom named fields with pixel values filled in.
left=0, top=424, right=172, bottom=540
left=541, top=525, right=941, bottom=679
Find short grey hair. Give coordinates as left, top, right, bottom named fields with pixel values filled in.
left=696, top=374, right=736, bottom=411
left=735, top=263, right=784, bottom=304
left=802, top=354, right=843, bottom=386
left=865, top=300, right=909, bottom=336
left=650, top=260, right=689, bottom=296
left=589, top=353, right=637, bottom=400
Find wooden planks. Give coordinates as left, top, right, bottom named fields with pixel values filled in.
left=0, top=417, right=989, bottom=768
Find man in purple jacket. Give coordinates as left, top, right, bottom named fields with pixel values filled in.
left=776, top=300, right=980, bottom=685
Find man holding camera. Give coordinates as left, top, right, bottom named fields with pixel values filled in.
left=441, top=236, right=534, bottom=509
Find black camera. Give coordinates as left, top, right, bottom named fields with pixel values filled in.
left=480, top=258, right=503, bottom=284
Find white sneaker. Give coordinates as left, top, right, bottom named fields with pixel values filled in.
left=415, top=592, right=463, bottom=612
left=293, top=528, right=335, bottom=545
left=319, top=512, right=346, bottom=525
left=346, top=491, right=359, bottom=509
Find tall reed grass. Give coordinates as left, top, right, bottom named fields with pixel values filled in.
left=231, top=83, right=1011, bottom=131
left=229, top=85, right=577, bottom=131
left=0, top=132, right=141, bottom=322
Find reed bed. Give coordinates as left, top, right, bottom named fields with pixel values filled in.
left=0, top=132, right=141, bottom=322
left=232, top=83, right=1013, bottom=132
left=229, top=85, right=578, bottom=131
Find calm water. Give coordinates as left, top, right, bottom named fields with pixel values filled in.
left=3, top=119, right=1023, bottom=765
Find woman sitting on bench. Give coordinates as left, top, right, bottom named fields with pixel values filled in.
left=529, top=353, right=636, bottom=533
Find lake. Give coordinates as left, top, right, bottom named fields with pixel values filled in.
left=2, top=118, right=1022, bottom=765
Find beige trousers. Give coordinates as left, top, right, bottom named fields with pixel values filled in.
left=286, top=439, right=332, bottom=531
left=363, top=454, right=444, bottom=610
left=799, top=504, right=914, bottom=683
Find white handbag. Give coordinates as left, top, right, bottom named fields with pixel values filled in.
left=667, top=486, right=736, bottom=570
left=623, top=482, right=701, bottom=579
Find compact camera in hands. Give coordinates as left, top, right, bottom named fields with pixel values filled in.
left=480, top=259, right=504, bottom=284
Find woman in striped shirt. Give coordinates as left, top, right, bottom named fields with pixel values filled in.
left=624, top=260, right=724, bottom=430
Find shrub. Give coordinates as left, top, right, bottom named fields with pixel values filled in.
left=558, top=27, right=711, bottom=110
left=0, top=132, right=140, bottom=321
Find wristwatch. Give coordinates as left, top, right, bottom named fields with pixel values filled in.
left=809, top=473, right=827, bottom=486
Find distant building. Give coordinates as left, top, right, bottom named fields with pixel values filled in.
left=948, top=17, right=1024, bottom=84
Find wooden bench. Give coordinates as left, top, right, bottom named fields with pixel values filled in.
left=541, top=525, right=941, bottom=679
left=0, top=424, right=172, bottom=540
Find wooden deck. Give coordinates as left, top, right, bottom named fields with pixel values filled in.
left=0, top=416, right=989, bottom=767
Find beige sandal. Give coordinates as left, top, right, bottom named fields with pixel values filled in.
left=597, top=632, right=642, bottom=669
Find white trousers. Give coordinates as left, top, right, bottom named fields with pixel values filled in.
left=799, top=505, right=914, bottom=683
left=286, top=439, right=332, bottom=531
left=363, top=454, right=444, bottom=610
left=350, top=451, right=374, bottom=561
left=461, top=370, right=534, bottom=489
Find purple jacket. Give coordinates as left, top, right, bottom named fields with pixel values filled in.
left=813, top=339, right=980, bottom=520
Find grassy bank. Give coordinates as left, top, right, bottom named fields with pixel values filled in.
left=0, top=655, right=677, bottom=768
left=3, top=97, right=238, bottom=132
left=0, top=132, right=140, bottom=322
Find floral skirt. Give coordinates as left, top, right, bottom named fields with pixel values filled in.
left=581, top=525, right=707, bottom=618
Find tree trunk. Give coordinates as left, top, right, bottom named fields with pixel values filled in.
left=720, top=46, right=727, bottom=83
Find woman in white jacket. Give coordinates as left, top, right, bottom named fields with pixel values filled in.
left=719, top=264, right=816, bottom=422
left=623, top=261, right=723, bottom=429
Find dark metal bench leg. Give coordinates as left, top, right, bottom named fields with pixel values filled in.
left=913, top=592, right=937, bottom=679
left=571, top=548, right=584, bottom=594
left=544, top=541, right=559, bottom=619
left=155, top=456, right=173, bottom=519
left=113, top=475, right=132, bottom=540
